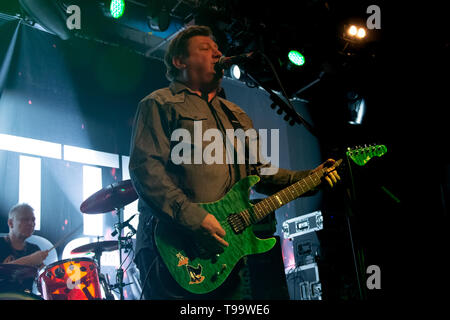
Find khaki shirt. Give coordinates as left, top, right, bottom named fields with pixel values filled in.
left=129, top=81, right=312, bottom=255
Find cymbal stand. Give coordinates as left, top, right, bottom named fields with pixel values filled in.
left=90, top=239, right=115, bottom=300
left=111, top=207, right=136, bottom=300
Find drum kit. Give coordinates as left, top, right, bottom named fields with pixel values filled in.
left=0, top=180, right=139, bottom=300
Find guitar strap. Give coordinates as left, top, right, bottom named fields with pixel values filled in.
left=217, top=100, right=262, bottom=226
left=217, top=99, right=251, bottom=179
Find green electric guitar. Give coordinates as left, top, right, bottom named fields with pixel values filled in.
left=154, top=144, right=388, bottom=294
left=154, top=159, right=344, bottom=294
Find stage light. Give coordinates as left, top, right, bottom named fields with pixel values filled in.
left=345, top=25, right=367, bottom=40
left=357, top=27, right=366, bottom=39
left=288, top=50, right=305, bottom=66
left=348, top=25, right=358, bottom=36
left=347, top=92, right=366, bottom=125
left=147, top=0, right=171, bottom=32
left=121, top=156, right=138, bottom=239
left=0, top=133, right=61, bottom=159
left=19, top=155, right=41, bottom=230
left=64, top=145, right=119, bottom=168
left=110, top=0, right=125, bottom=19
left=83, top=165, right=104, bottom=236
left=231, top=64, right=241, bottom=80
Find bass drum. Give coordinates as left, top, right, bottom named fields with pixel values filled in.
left=0, top=291, right=43, bottom=300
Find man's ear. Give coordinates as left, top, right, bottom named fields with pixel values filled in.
left=172, top=56, right=187, bottom=70
left=7, top=218, right=13, bottom=230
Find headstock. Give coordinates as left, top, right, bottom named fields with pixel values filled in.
left=346, top=144, right=387, bottom=166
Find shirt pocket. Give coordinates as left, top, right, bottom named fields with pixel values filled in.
left=175, top=109, right=209, bottom=136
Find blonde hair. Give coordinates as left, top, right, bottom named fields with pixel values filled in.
left=8, top=203, right=34, bottom=220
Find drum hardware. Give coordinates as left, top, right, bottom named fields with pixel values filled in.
left=98, top=272, right=115, bottom=300
left=110, top=207, right=136, bottom=300
left=71, top=238, right=120, bottom=300
left=79, top=179, right=139, bottom=300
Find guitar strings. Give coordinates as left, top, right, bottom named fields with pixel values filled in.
left=214, top=168, right=335, bottom=238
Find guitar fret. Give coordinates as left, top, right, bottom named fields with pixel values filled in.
left=292, top=184, right=299, bottom=198
left=304, top=177, right=312, bottom=189
left=292, top=183, right=298, bottom=194
left=263, top=200, right=271, bottom=215
left=268, top=196, right=277, bottom=211
left=282, top=189, right=294, bottom=203
left=253, top=206, right=263, bottom=221
left=251, top=206, right=260, bottom=223
left=299, top=181, right=305, bottom=193
left=289, top=186, right=295, bottom=199
left=241, top=210, right=251, bottom=225
left=257, top=201, right=268, bottom=217
left=281, top=189, right=290, bottom=203
left=308, top=175, right=317, bottom=188
left=315, top=172, right=321, bottom=183
left=265, top=199, right=272, bottom=213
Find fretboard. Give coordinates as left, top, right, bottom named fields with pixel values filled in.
left=239, top=167, right=329, bottom=226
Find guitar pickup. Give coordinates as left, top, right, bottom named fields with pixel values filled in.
left=227, top=213, right=246, bottom=234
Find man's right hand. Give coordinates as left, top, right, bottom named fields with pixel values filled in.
left=26, top=250, right=49, bottom=267
left=199, top=213, right=229, bottom=248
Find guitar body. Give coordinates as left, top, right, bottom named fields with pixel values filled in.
left=154, top=175, right=276, bottom=295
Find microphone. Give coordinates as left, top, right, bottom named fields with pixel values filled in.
left=214, top=52, right=255, bottom=72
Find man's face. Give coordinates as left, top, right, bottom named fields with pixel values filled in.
left=9, top=208, right=36, bottom=239
left=182, top=35, right=223, bottom=88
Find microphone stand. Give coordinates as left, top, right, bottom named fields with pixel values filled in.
left=245, top=71, right=320, bottom=139
left=232, top=51, right=320, bottom=138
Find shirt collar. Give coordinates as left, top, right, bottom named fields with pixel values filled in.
left=169, top=81, right=219, bottom=103
left=169, top=81, right=197, bottom=95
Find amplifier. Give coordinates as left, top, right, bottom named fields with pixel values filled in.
left=282, top=210, right=323, bottom=240
left=285, top=263, right=322, bottom=300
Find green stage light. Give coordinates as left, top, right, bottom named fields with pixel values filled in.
left=288, top=50, right=305, bottom=66
left=110, top=0, right=125, bottom=19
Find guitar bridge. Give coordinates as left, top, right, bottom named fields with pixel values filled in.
left=227, top=214, right=246, bottom=234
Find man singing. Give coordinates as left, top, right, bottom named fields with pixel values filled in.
left=129, top=25, right=340, bottom=300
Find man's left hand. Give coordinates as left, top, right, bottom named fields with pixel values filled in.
left=313, top=158, right=341, bottom=188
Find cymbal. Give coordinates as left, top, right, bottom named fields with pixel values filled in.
left=80, top=179, right=138, bottom=214
left=0, top=264, right=37, bottom=281
left=71, top=240, right=119, bottom=254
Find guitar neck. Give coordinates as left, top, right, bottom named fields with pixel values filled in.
left=240, top=165, right=336, bottom=226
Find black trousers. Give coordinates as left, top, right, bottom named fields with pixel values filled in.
left=135, top=247, right=246, bottom=300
